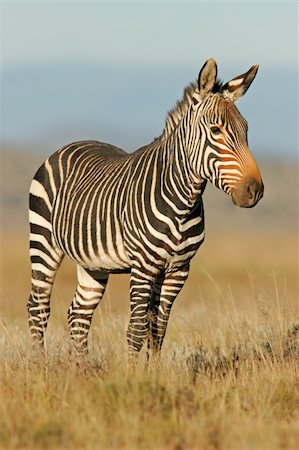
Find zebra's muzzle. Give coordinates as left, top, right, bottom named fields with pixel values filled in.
left=231, top=178, right=264, bottom=208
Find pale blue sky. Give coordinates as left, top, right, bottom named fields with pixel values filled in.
left=0, top=1, right=298, bottom=157
left=2, top=1, right=297, bottom=68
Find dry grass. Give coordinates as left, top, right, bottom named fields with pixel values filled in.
left=0, top=231, right=298, bottom=449
left=1, top=316, right=298, bottom=450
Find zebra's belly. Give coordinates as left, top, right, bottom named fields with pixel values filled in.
left=81, top=243, right=131, bottom=272
left=54, top=226, right=131, bottom=272
left=66, top=247, right=131, bottom=272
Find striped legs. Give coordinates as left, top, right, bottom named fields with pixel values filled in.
left=68, top=266, right=109, bottom=356
left=127, top=265, right=189, bottom=363
left=127, top=268, right=155, bottom=363
left=148, top=266, right=190, bottom=357
left=27, top=239, right=64, bottom=352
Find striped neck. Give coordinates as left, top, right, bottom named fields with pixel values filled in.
left=156, top=109, right=205, bottom=215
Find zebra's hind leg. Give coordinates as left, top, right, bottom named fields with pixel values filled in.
left=147, top=265, right=190, bottom=358
left=28, top=239, right=64, bottom=354
left=68, top=266, right=109, bottom=357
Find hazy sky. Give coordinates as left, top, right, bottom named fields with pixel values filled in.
left=0, top=1, right=298, bottom=157
left=2, top=1, right=297, bottom=69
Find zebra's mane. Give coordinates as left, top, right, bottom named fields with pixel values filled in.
left=157, top=78, right=223, bottom=141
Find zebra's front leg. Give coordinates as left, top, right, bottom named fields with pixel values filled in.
left=148, top=265, right=190, bottom=357
left=68, top=265, right=109, bottom=357
left=127, top=268, right=155, bottom=365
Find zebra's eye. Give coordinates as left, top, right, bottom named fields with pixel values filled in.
left=211, top=126, right=222, bottom=134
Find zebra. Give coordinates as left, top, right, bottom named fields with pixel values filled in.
left=28, top=59, right=264, bottom=363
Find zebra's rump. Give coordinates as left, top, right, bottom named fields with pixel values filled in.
left=29, top=141, right=133, bottom=270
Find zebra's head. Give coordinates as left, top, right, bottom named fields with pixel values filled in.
left=191, top=58, right=264, bottom=208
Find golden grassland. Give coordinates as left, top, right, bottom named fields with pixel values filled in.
left=0, top=230, right=298, bottom=450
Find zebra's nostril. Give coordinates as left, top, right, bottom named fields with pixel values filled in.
left=247, top=184, right=254, bottom=199
left=246, top=181, right=256, bottom=200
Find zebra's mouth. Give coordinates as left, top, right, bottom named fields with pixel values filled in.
left=231, top=178, right=264, bottom=208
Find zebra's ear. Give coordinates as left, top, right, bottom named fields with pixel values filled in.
left=197, top=58, right=218, bottom=100
left=222, top=64, right=259, bottom=101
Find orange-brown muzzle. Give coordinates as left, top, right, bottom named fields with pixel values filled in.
left=231, top=176, right=264, bottom=208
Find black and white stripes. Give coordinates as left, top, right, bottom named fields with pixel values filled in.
left=27, top=59, right=263, bottom=361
